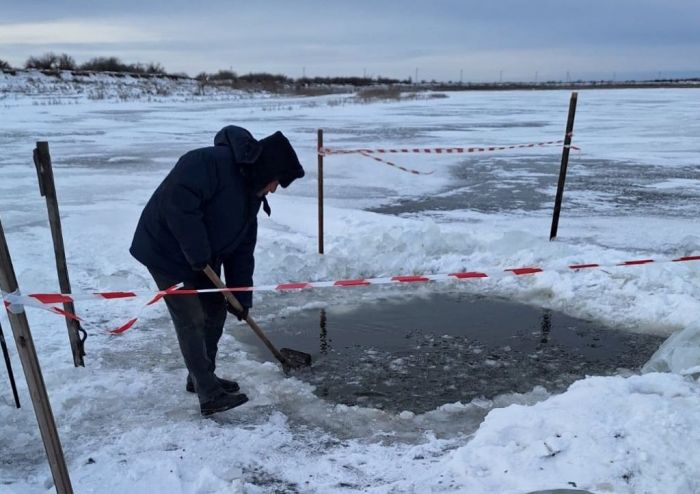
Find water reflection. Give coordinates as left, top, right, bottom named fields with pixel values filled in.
left=319, top=308, right=330, bottom=355
left=539, top=309, right=552, bottom=345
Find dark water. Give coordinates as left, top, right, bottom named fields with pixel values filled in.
left=238, top=292, right=664, bottom=414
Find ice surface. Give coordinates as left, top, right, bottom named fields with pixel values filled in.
left=1, top=78, right=700, bottom=493
left=644, top=322, right=700, bottom=376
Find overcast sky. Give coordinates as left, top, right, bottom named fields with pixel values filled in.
left=1, top=0, right=699, bottom=82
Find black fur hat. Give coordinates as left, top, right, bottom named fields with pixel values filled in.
left=252, top=131, right=305, bottom=192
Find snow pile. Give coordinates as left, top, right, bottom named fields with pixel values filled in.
left=429, top=373, right=700, bottom=493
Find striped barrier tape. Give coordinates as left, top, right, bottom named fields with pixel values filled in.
left=2, top=289, right=82, bottom=320
left=358, top=150, right=434, bottom=175
left=319, top=135, right=580, bottom=175
left=2, top=255, right=699, bottom=334
left=319, top=139, right=579, bottom=156
left=106, top=283, right=183, bottom=334
left=2, top=283, right=183, bottom=334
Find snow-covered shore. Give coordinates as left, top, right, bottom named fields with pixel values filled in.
left=0, top=69, right=250, bottom=103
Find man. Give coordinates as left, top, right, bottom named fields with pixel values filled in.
left=130, top=125, right=305, bottom=416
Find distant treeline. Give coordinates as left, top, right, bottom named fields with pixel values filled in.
left=3, top=53, right=698, bottom=91
left=0, top=53, right=406, bottom=87
left=8, top=52, right=168, bottom=75
left=197, top=70, right=405, bottom=87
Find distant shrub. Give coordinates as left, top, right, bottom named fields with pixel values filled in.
left=0, top=58, right=11, bottom=70
left=140, top=62, right=166, bottom=75
left=238, top=72, right=289, bottom=84
left=80, top=56, right=127, bottom=72
left=25, top=52, right=76, bottom=70
left=79, top=57, right=167, bottom=75
left=57, top=54, right=76, bottom=70
left=208, top=70, right=238, bottom=81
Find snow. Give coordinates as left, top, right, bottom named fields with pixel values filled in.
left=1, top=76, right=700, bottom=493
left=0, top=69, right=250, bottom=104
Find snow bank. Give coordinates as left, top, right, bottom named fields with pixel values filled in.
left=428, top=373, right=700, bottom=494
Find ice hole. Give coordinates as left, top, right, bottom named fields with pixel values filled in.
left=238, top=292, right=664, bottom=414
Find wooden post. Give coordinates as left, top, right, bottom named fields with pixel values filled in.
left=0, top=216, right=74, bottom=493
left=317, top=129, right=325, bottom=254
left=33, top=142, right=85, bottom=366
left=549, top=92, right=578, bottom=240
left=0, top=320, right=21, bottom=408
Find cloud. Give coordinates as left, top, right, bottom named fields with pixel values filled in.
left=0, top=19, right=164, bottom=45
left=0, top=1, right=698, bottom=80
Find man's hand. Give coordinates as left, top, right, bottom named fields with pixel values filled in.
left=191, top=260, right=207, bottom=272
left=227, top=305, right=249, bottom=321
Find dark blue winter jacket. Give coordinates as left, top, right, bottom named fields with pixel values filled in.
left=130, top=125, right=304, bottom=308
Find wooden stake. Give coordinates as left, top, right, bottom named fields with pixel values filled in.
left=0, top=216, right=74, bottom=493
left=317, top=129, right=325, bottom=254
left=0, top=320, right=21, bottom=408
left=33, top=142, right=85, bottom=366
left=550, top=92, right=578, bottom=240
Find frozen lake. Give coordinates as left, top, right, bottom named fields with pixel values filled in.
left=1, top=85, right=700, bottom=493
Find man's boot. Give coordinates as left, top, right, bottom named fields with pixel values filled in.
left=200, top=391, right=249, bottom=416
left=186, top=375, right=240, bottom=394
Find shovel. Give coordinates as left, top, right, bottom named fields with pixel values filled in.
left=203, top=265, right=312, bottom=371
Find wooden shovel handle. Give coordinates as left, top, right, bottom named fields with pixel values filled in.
left=203, top=265, right=288, bottom=365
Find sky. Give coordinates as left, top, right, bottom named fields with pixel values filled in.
left=1, top=0, right=699, bottom=82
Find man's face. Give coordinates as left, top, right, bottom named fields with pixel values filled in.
left=257, top=180, right=279, bottom=197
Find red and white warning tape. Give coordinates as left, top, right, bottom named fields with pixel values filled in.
left=2, top=255, right=698, bottom=334
left=357, top=151, right=434, bottom=175
left=2, top=290, right=82, bottom=321
left=319, top=135, right=579, bottom=175
left=2, top=283, right=183, bottom=334
left=319, top=138, right=578, bottom=157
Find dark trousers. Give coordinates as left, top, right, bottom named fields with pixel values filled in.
left=150, top=269, right=228, bottom=403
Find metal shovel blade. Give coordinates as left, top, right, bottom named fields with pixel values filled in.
left=280, top=347, right=312, bottom=369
